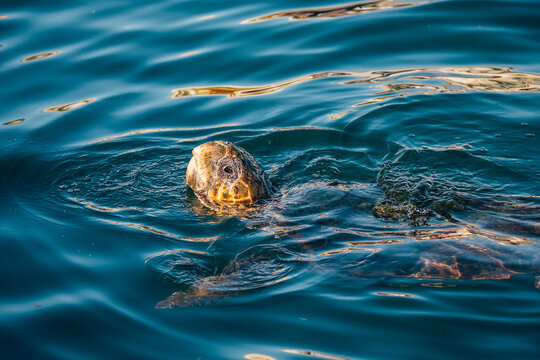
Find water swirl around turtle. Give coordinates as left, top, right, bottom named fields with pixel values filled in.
left=21, top=123, right=536, bottom=308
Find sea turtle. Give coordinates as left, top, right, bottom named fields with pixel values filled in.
left=151, top=231, right=538, bottom=308
left=186, top=141, right=272, bottom=214
left=149, top=141, right=538, bottom=308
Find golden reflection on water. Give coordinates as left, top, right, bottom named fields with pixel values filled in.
left=172, top=72, right=349, bottom=98
left=457, top=222, right=533, bottom=245
left=330, top=222, right=532, bottom=245
left=420, top=282, right=457, bottom=288
left=262, top=224, right=310, bottom=236
left=178, top=50, right=200, bottom=58
left=242, top=0, right=432, bottom=23
left=244, top=354, right=276, bottom=360
left=320, top=246, right=380, bottom=256
left=85, top=123, right=239, bottom=144
left=171, top=66, right=540, bottom=103
left=69, top=197, right=142, bottom=213
left=145, top=248, right=209, bottom=263
left=348, top=239, right=405, bottom=245
left=0, top=15, right=9, bottom=19
left=348, top=66, right=540, bottom=106
left=21, top=51, right=61, bottom=62
left=282, top=349, right=349, bottom=360
left=506, top=194, right=540, bottom=199
left=3, top=118, right=24, bottom=126
left=374, top=292, right=417, bottom=298
left=328, top=110, right=353, bottom=120
left=102, top=219, right=220, bottom=242
left=44, top=98, right=96, bottom=112
left=197, top=14, right=215, bottom=21
left=85, top=124, right=333, bottom=148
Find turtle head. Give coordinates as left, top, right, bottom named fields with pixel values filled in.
left=186, top=141, right=271, bottom=210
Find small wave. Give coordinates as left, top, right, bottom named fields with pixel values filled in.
left=171, top=66, right=540, bottom=115
left=152, top=244, right=309, bottom=308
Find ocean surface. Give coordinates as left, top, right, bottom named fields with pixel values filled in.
left=1, top=1, right=539, bottom=359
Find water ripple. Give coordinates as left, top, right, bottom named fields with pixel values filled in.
left=172, top=66, right=540, bottom=103
left=1, top=0, right=539, bottom=358
left=282, top=349, right=350, bottom=360
left=2, top=118, right=24, bottom=126
left=242, top=0, right=435, bottom=24
left=43, top=98, right=97, bottom=112
left=21, top=50, right=61, bottom=63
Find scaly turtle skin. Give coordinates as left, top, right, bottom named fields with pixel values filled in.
left=186, top=141, right=272, bottom=213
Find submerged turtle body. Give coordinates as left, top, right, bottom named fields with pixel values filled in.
left=163, top=141, right=539, bottom=308
left=186, top=141, right=272, bottom=213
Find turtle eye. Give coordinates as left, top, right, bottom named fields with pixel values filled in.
left=217, top=157, right=241, bottom=182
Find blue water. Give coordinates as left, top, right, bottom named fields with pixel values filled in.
left=1, top=0, right=539, bottom=359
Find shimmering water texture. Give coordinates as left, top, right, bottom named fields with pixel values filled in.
left=21, top=50, right=61, bottom=63
left=242, top=0, right=435, bottom=23
left=172, top=66, right=540, bottom=101
left=43, top=98, right=97, bottom=112
left=1, top=0, right=539, bottom=359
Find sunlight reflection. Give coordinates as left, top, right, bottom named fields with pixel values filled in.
left=172, top=72, right=348, bottom=98
left=319, top=246, right=381, bottom=256
left=330, top=223, right=533, bottom=245
left=374, top=292, right=417, bottom=298
left=21, top=51, right=61, bottom=62
left=3, top=118, right=24, bottom=126
left=145, top=249, right=209, bottom=263
left=178, top=50, right=200, bottom=58
left=242, top=0, right=434, bottom=23
left=44, top=98, right=96, bottom=112
left=328, top=110, right=353, bottom=120
left=172, top=66, right=540, bottom=103
left=85, top=124, right=238, bottom=144
left=68, top=197, right=142, bottom=213
left=282, top=349, right=349, bottom=360
left=197, top=14, right=215, bottom=21
left=102, top=219, right=220, bottom=242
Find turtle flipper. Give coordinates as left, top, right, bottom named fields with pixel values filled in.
left=155, top=288, right=223, bottom=308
